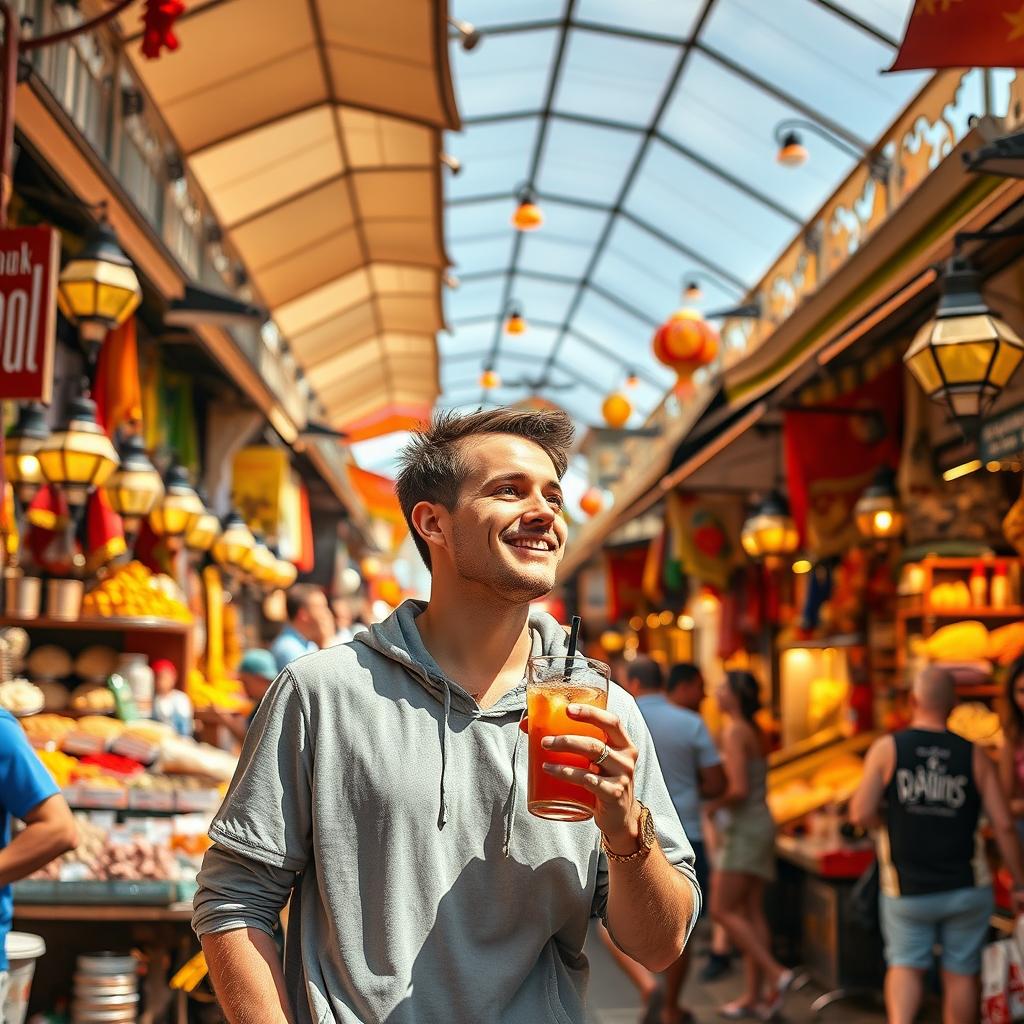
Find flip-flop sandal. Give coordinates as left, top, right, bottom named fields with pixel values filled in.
left=717, top=1004, right=759, bottom=1021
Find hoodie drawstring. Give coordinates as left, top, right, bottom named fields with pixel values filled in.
left=502, top=706, right=527, bottom=858
left=438, top=679, right=452, bottom=830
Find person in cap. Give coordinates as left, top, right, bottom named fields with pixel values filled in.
left=151, top=658, right=193, bottom=738
left=210, top=650, right=279, bottom=744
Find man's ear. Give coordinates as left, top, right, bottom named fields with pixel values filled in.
left=411, top=500, right=449, bottom=559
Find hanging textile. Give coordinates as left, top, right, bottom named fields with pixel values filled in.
left=94, top=318, right=143, bottom=436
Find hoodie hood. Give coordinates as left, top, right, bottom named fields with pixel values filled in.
left=353, top=599, right=572, bottom=717
left=354, top=599, right=573, bottom=843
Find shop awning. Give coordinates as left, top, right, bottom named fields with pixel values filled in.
left=124, top=0, right=459, bottom=439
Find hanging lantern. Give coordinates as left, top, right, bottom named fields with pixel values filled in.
left=776, top=129, right=809, bottom=167
left=340, top=566, right=362, bottom=594
left=652, top=307, right=719, bottom=378
left=149, top=464, right=205, bottom=538
left=212, top=509, right=255, bottom=572
left=504, top=304, right=527, bottom=336
left=625, top=370, right=639, bottom=389
left=185, top=506, right=222, bottom=553
left=741, top=491, right=799, bottom=560
left=273, top=558, right=298, bottom=590
left=243, top=539, right=278, bottom=587
left=683, top=280, right=703, bottom=303
left=580, top=487, right=604, bottom=517
left=904, top=256, right=1024, bottom=423
left=855, top=465, right=904, bottom=541
left=36, top=393, right=119, bottom=508
left=480, top=367, right=501, bottom=390
left=511, top=186, right=543, bottom=231
left=104, top=434, right=164, bottom=534
left=602, top=392, right=632, bottom=429
left=57, top=217, right=142, bottom=350
left=4, top=402, right=50, bottom=506
left=600, top=630, right=626, bottom=654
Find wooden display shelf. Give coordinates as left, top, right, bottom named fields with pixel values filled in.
left=13, top=902, right=193, bottom=923
left=896, top=602, right=1024, bottom=619
left=0, top=615, right=189, bottom=632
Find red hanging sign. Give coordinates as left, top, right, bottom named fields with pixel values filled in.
left=890, top=0, right=1024, bottom=71
left=0, top=226, right=60, bottom=403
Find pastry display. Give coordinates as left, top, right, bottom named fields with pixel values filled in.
left=69, top=682, right=116, bottom=715
left=0, top=679, right=45, bottom=717
left=26, top=644, right=73, bottom=681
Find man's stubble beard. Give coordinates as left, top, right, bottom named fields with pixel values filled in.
left=451, top=518, right=555, bottom=605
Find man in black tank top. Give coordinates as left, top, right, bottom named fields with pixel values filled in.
left=851, top=667, right=1024, bottom=1024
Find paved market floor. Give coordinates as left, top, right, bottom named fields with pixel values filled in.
left=584, top=922, right=903, bottom=1023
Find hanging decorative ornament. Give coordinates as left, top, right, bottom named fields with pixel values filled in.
left=511, top=186, right=543, bottom=231
left=360, top=555, right=383, bottom=580
left=652, top=306, right=719, bottom=380
left=340, top=566, right=363, bottom=595
left=141, top=0, right=186, bottom=60
left=480, top=367, right=501, bottom=390
left=580, top=487, right=604, bottom=517
left=504, top=304, right=527, bottom=336
left=601, top=392, right=632, bottom=430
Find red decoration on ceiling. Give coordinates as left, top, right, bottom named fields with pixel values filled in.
left=141, top=0, right=186, bottom=60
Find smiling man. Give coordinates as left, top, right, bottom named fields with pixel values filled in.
left=193, top=407, right=698, bottom=1024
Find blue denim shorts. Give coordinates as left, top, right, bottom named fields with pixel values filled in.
left=880, top=885, right=993, bottom=975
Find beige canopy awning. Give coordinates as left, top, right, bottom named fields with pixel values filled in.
left=125, top=0, right=458, bottom=439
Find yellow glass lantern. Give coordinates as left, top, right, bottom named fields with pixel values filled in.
left=741, top=491, right=799, bottom=560
left=149, top=465, right=205, bottom=538
left=273, top=558, right=298, bottom=590
left=104, top=434, right=164, bottom=533
left=244, top=540, right=278, bottom=586
left=855, top=466, right=905, bottom=541
left=36, top=394, right=119, bottom=508
left=185, top=510, right=222, bottom=553
left=904, top=257, right=1024, bottom=422
left=212, top=510, right=256, bottom=572
left=4, top=402, right=49, bottom=506
left=57, top=218, right=142, bottom=346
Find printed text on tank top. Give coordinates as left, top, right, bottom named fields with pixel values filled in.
left=894, top=744, right=967, bottom=814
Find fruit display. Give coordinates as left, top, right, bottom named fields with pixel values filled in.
left=81, top=561, right=192, bottom=622
left=989, top=622, right=1024, bottom=666
left=767, top=753, right=864, bottom=825
left=928, top=581, right=971, bottom=610
left=914, top=620, right=991, bottom=663
left=948, top=701, right=1003, bottom=747
left=0, top=679, right=44, bottom=716
left=185, top=668, right=252, bottom=714
left=69, top=682, right=115, bottom=715
left=23, top=714, right=77, bottom=747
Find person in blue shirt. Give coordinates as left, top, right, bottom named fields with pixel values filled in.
left=631, top=658, right=726, bottom=1024
left=0, top=709, right=78, bottom=982
left=270, top=584, right=332, bottom=673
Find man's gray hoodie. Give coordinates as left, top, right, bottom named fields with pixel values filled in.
left=193, top=601, right=699, bottom=1024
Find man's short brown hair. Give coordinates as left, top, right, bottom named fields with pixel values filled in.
left=395, top=406, right=575, bottom=569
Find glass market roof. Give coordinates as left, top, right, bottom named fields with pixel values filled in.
left=438, top=0, right=929, bottom=430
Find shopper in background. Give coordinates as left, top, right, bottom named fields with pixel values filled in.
left=707, top=670, right=797, bottom=1021
left=151, top=658, right=193, bottom=738
left=1, top=709, right=78, bottom=999
left=665, top=663, right=736, bottom=984
left=270, top=584, right=333, bottom=672
left=851, top=666, right=1024, bottom=1024
left=633, top=658, right=726, bottom=1024
left=999, top=655, right=1024, bottom=839
left=211, top=650, right=280, bottom=744
left=330, top=596, right=369, bottom=646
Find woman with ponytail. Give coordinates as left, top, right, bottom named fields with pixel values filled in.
left=707, top=671, right=800, bottom=1020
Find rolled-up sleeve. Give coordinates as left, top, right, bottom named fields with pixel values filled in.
left=193, top=844, right=296, bottom=938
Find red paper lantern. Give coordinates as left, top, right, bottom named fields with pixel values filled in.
left=580, top=487, right=604, bottom=517
left=652, top=308, right=719, bottom=377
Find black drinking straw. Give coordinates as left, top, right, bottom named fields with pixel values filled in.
left=566, top=615, right=581, bottom=675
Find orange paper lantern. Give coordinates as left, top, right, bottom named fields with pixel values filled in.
left=580, top=487, right=604, bottom=517
left=378, top=578, right=402, bottom=606
left=480, top=368, right=501, bottom=390
left=504, top=311, right=527, bottom=336
left=602, top=392, right=632, bottom=429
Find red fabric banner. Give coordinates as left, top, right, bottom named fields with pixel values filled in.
left=784, top=362, right=903, bottom=559
left=94, top=318, right=143, bottom=436
left=890, top=0, right=1024, bottom=71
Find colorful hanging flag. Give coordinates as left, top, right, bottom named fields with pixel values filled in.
left=94, top=318, right=143, bottom=436
left=605, top=544, right=648, bottom=623
left=665, top=491, right=734, bottom=591
left=84, top=489, right=126, bottom=575
left=890, top=0, right=1024, bottom=71
left=295, top=482, right=315, bottom=574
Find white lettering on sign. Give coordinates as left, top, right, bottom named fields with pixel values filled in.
left=0, top=262, right=44, bottom=373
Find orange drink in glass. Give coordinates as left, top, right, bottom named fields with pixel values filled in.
left=527, top=655, right=610, bottom=821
